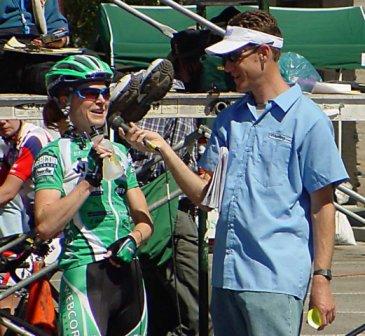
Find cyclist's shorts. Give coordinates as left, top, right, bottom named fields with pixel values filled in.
left=59, top=259, right=147, bottom=336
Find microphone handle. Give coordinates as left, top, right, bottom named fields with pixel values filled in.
left=109, top=116, right=159, bottom=151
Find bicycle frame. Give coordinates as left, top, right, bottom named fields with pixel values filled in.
left=0, top=234, right=59, bottom=336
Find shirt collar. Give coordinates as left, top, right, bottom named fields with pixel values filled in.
left=243, top=84, right=302, bottom=114
left=270, top=83, right=302, bottom=113
left=243, top=93, right=259, bottom=119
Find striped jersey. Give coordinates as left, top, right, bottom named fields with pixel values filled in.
left=0, top=122, right=52, bottom=230
left=33, top=136, right=138, bottom=270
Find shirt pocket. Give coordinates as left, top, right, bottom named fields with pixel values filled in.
left=252, top=135, right=292, bottom=188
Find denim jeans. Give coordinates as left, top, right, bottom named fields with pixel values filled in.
left=211, top=288, right=304, bottom=336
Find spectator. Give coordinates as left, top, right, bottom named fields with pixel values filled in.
left=111, top=58, right=204, bottom=335
left=169, top=6, right=241, bottom=94
left=33, top=54, right=153, bottom=335
left=0, top=119, right=52, bottom=237
left=121, top=10, right=349, bottom=336
left=0, top=119, right=52, bottom=335
left=0, top=0, right=69, bottom=94
left=169, top=29, right=212, bottom=93
left=132, top=117, right=200, bottom=336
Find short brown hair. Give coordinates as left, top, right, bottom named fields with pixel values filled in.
left=229, top=10, right=282, bottom=61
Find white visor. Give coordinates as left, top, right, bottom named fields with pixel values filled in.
left=205, top=26, right=284, bottom=55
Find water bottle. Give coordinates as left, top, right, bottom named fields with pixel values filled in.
left=89, top=127, right=124, bottom=181
left=100, top=139, right=124, bottom=181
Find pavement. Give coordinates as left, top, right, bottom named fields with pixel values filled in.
left=301, top=242, right=365, bottom=336
left=50, top=241, right=365, bottom=335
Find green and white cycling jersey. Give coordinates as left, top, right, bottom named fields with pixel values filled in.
left=33, top=136, right=139, bottom=270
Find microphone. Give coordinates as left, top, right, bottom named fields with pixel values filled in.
left=108, top=115, right=159, bottom=152
left=108, top=115, right=129, bottom=133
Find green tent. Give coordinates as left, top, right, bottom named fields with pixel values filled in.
left=98, top=4, right=198, bottom=69
left=272, top=6, right=365, bottom=69
left=98, top=4, right=365, bottom=70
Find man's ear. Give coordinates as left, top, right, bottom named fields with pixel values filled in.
left=258, top=44, right=271, bottom=61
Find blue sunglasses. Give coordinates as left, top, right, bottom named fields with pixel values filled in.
left=74, top=87, right=110, bottom=101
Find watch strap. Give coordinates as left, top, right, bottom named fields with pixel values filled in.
left=313, top=269, right=332, bottom=281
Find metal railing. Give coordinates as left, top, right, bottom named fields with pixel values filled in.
left=336, top=184, right=365, bottom=225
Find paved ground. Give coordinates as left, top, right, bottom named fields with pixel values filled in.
left=301, top=242, right=365, bottom=336
left=50, top=242, right=365, bottom=335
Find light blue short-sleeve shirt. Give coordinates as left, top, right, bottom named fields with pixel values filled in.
left=199, top=84, right=348, bottom=299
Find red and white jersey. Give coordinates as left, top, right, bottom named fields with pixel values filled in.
left=0, top=122, right=52, bottom=227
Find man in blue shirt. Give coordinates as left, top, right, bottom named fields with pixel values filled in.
left=121, top=10, right=349, bottom=336
left=0, top=0, right=69, bottom=94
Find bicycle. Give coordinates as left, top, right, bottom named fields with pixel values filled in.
left=0, top=233, right=60, bottom=336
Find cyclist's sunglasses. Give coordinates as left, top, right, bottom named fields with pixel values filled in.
left=74, top=87, right=110, bottom=101
left=221, top=46, right=259, bottom=65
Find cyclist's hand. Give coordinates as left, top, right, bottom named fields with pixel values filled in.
left=106, top=235, right=137, bottom=266
left=85, top=147, right=103, bottom=187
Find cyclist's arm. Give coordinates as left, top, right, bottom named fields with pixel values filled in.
left=35, top=180, right=93, bottom=240
left=126, top=187, right=153, bottom=247
left=0, top=175, right=23, bottom=207
left=0, top=135, right=40, bottom=207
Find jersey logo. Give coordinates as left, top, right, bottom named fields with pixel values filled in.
left=34, top=154, right=58, bottom=177
left=73, top=159, right=87, bottom=175
left=115, top=186, right=126, bottom=197
left=268, top=132, right=292, bottom=144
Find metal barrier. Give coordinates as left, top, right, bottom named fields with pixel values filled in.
left=335, top=203, right=365, bottom=226
left=346, top=323, right=365, bottom=336
left=336, top=185, right=365, bottom=225
left=337, top=184, right=365, bottom=205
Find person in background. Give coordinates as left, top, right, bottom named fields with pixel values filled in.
left=33, top=54, right=153, bottom=335
left=168, top=7, right=240, bottom=94
left=0, top=119, right=52, bottom=335
left=120, top=10, right=348, bottom=336
left=111, top=57, right=203, bottom=335
left=131, top=116, right=200, bottom=336
left=0, top=0, right=69, bottom=94
left=0, top=119, right=52, bottom=237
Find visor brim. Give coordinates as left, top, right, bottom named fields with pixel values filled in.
left=205, top=40, right=251, bottom=56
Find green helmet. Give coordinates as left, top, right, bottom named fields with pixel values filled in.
left=46, top=55, right=114, bottom=96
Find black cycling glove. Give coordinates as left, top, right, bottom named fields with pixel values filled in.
left=85, top=147, right=103, bottom=187
left=107, top=235, right=138, bottom=264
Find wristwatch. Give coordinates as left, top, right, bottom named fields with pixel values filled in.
left=313, top=269, right=332, bottom=281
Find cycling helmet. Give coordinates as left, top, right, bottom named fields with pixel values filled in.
left=46, top=55, right=114, bottom=97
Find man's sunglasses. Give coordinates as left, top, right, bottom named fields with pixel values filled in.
left=74, top=87, right=110, bottom=101
left=221, top=46, right=259, bottom=65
